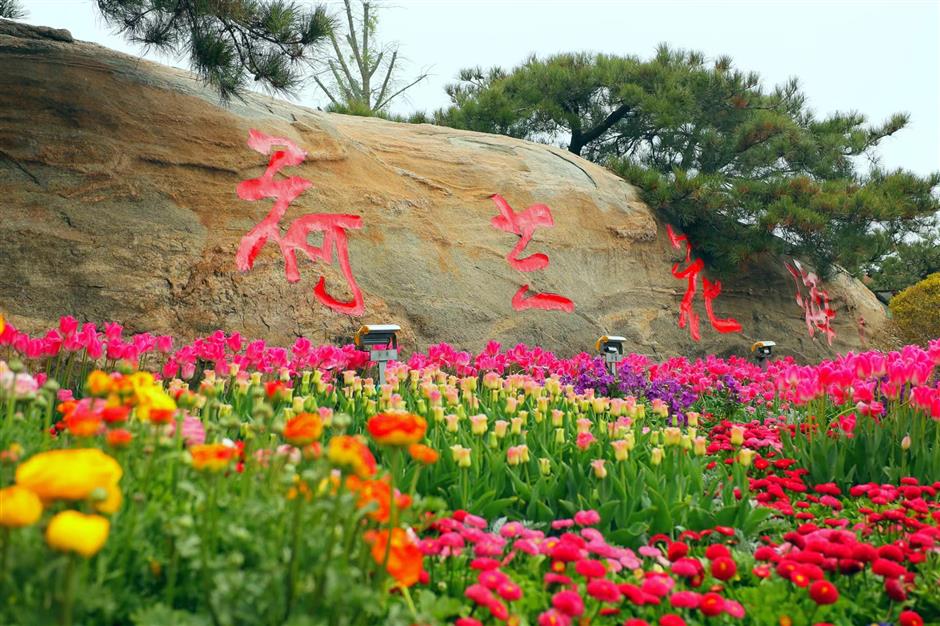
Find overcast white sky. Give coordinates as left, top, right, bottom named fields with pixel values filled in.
left=19, top=0, right=940, bottom=177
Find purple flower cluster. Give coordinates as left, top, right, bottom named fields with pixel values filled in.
left=561, top=359, right=701, bottom=421
left=616, top=362, right=698, bottom=421
left=561, top=356, right=616, bottom=396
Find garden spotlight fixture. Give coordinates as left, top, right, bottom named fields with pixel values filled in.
left=751, top=340, right=776, bottom=369
left=354, top=324, right=400, bottom=386
left=595, top=335, right=626, bottom=376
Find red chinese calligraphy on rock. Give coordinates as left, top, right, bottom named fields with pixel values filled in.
left=666, top=225, right=742, bottom=341
left=489, top=194, right=574, bottom=313
left=785, top=259, right=836, bottom=346
left=235, top=129, right=365, bottom=316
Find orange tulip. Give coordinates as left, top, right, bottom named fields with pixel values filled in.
left=367, top=412, right=427, bottom=447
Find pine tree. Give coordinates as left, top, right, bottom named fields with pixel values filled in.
left=96, top=0, right=332, bottom=100
left=433, top=48, right=940, bottom=277
left=0, top=0, right=26, bottom=19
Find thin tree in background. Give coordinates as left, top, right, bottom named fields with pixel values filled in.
left=0, top=0, right=26, bottom=19
left=314, top=0, right=428, bottom=115
left=95, top=0, right=332, bottom=100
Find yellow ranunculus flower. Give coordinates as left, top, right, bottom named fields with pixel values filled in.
left=85, top=370, right=114, bottom=397
left=136, top=385, right=177, bottom=423
left=15, top=448, right=122, bottom=505
left=0, top=485, right=43, bottom=527
left=45, top=510, right=110, bottom=557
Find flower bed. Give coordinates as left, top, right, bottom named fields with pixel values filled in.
left=0, top=317, right=938, bottom=625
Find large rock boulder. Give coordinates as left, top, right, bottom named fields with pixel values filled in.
left=0, top=20, right=891, bottom=359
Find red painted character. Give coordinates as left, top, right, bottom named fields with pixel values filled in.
left=235, top=129, right=365, bottom=316
left=785, top=259, right=836, bottom=345
left=490, top=194, right=574, bottom=313
left=666, top=225, right=742, bottom=341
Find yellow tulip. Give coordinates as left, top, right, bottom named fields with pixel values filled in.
left=45, top=510, right=110, bottom=557
left=0, top=485, right=42, bottom=527
left=650, top=447, right=664, bottom=466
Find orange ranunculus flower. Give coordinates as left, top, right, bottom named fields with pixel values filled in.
left=15, top=448, right=122, bottom=505
left=64, top=405, right=104, bottom=438
left=0, top=485, right=43, bottom=527
left=189, top=443, right=237, bottom=472
left=327, top=435, right=376, bottom=478
left=366, top=412, right=427, bottom=447
left=106, top=428, right=133, bottom=448
left=364, top=528, right=424, bottom=587
left=346, top=476, right=411, bottom=523
left=407, top=443, right=439, bottom=465
left=283, top=412, right=323, bottom=446
left=45, top=510, right=110, bottom=557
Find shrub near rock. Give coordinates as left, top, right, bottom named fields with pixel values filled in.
left=890, top=272, right=940, bottom=345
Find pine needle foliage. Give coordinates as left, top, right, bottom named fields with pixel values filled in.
left=96, top=0, right=332, bottom=100
left=0, top=0, right=26, bottom=19
left=433, top=48, right=940, bottom=277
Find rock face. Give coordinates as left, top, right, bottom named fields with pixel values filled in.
left=0, top=20, right=892, bottom=360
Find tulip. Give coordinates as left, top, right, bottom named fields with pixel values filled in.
left=591, top=459, right=607, bottom=479
left=494, top=420, right=508, bottom=438
left=539, top=458, right=551, bottom=476
left=651, top=447, right=664, bottom=465
left=451, top=445, right=472, bottom=468
left=611, top=439, right=630, bottom=461
left=901, top=434, right=911, bottom=450
left=554, top=428, right=566, bottom=444
left=737, top=449, right=755, bottom=467
left=470, top=414, right=488, bottom=436
left=730, top=425, right=745, bottom=446
left=663, top=427, right=681, bottom=446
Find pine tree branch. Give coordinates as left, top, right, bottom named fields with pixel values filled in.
left=373, top=48, right=398, bottom=110
left=343, top=0, right=366, bottom=80
left=327, top=29, right=361, bottom=99
left=313, top=74, right=342, bottom=107
left=375, top=67, right=427, bottom=111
